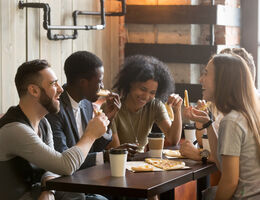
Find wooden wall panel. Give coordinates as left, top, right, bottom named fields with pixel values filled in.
left=0, top=0, right=2, bottom=113
left=27, top=0, right=40, bottom=60
left=127, top=24, right=156, bottom=44
left=73, top=0, right=94, bottom=52
left=109, top=13, right=120, bottom=88
left=158, top=0, right=191, bottom=5
left=0, top=0, right=120, bottom=113
left=126, top=0, right=157, bottom=5
left=127, top=0, right=192, bottom=5
left=0, top=0, right=26, bottom=113
left=39, top=0, right=62, bottom=84
left=60, top=0, right=73, bottom=84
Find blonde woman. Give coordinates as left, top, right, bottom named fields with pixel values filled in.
left=184, top=54, right=260, bottom=199
left=181, top=48, right=257, bottom=162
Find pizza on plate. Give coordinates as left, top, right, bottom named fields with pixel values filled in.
left=131, top=165, right=154, bottom=172
left=163, top=149, right=185, bottom=158
left=145, top=158, right=185, bottom=170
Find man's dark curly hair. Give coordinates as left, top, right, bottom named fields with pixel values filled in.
left=113, top=55, right=175, bottom=102
left=64, top=51, right=103, bottom=85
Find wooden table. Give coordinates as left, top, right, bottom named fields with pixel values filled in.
left=46, top=158, right=217, bottom=199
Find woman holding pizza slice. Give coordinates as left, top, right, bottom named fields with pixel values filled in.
left=181, top=48, right=258, bottom=164
left=183, top=53, right=260, bottom=200
left=103, top=55, right=183, bottom=153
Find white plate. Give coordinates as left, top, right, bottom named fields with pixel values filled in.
left=126, top=161, right=190, bottom=172
left=126, top=161, right=162, bottom=172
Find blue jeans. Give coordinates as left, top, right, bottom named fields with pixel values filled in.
left=55, top=192, right=108, bottom=200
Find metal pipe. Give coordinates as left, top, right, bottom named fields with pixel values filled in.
left=18, top=0, right=122, bottom=40
left=82, top=0, right=126, bottom=16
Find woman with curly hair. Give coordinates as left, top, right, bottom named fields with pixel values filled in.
left=106, top=55, right=183, bottom=152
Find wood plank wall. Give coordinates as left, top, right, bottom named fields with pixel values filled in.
left=0, top=0, right=121, bottom=113
left=125, top=0, right=240, bottom=88
left=0, top=0, right=26, bottom=113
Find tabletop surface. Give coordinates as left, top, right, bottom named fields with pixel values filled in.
left=46, top=157, right=217, bottom=198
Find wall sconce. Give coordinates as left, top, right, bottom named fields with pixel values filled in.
left=18, top=0, right=126, bottom=40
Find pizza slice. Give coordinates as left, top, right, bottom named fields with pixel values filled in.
left=163, top=150, right=185, bottom=158
left=97, top=89, right=110, bottom=97
left=145, top=158, right=185, bottom=170
left=184, top=90, right=189, bottom=107
left=131, top=165, right=154, bottom=172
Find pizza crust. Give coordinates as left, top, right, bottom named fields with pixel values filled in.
left=163, top=150, right=185, bottom=158
left=145, top=158, right=185, bottom=170
left=131, top=165, right=154, bottom=172
left=97, top=89, right=110, bottom=97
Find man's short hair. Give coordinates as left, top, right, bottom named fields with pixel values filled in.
left=64, top=51, right=103, bottom=84
left=15, top=59, right=50, bottom=97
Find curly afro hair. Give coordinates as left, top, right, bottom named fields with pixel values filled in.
left=113, top=55, right=175, bottom=102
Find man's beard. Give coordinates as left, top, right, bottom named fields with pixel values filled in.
left=39, top=87, right=59, bottom=114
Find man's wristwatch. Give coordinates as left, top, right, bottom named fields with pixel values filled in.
left=200, top=149, right=210, bottom=164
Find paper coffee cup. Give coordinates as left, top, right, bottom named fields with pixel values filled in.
left=109, top=149, right=128, bottom=177
left=184, top=124, right=198, bottom=148
left=148, top=132, right=165, bottom=158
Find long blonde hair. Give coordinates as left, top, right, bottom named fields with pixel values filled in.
left=212, top=54, right=260, bottom=148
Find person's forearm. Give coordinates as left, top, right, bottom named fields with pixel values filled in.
left=195, top=123, right=205, bottom=147
left=168, top=110, right=182, bottom=145
left=206, top=124, right=220, bottom=168
left=76, top=133, right=96, bottom=157
left=38, top=191, right=55, bottom=200
left=187, top=149, right=201, bottom=161
left=215, top=178, right=237, bottom=200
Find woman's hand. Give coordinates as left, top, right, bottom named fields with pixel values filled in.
left=115, top=143, right=139, bottom=158
left=196, top=99, right=207, bottom=111
left=167, top=93, right=183, bottom=113
left=103, top=92, right=121, bottom=121
left=194, top=100, right=208, bottom=142
left=180, top=140, right=201, bottom=161
left=38, top=191, right=55, bottom=200
left=183, top=106, right=210, bottom=124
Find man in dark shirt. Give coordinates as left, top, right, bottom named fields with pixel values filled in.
left=46, top=51, right=124, bottom=200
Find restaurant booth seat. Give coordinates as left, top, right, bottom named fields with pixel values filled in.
left=0, top=108, right=42, bottom=199
left=0, top=157, right=32, bottom=199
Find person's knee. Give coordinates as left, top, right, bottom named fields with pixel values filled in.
left=55, top=191, right=85, bottom=200
left=86, top=194, right=109, bottom=200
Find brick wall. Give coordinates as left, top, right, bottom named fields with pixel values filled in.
left=121, top=0, right=240, bottom=84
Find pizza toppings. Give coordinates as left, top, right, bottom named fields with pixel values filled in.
left=198, top=101, right=211, bottom=111
left=131, top=165, right=154, bottom=172
left=145, top=158, right=185, bottom=170
left=97, top=89, right=110, bottom=97
left=163, top=150, right=185, bottom=158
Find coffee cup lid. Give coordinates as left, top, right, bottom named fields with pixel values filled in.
left=109, top=148, right=128, bottom=154
left=183, top=123, right=196, bottom=130
left=148, top=132, right=165, bottom=138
